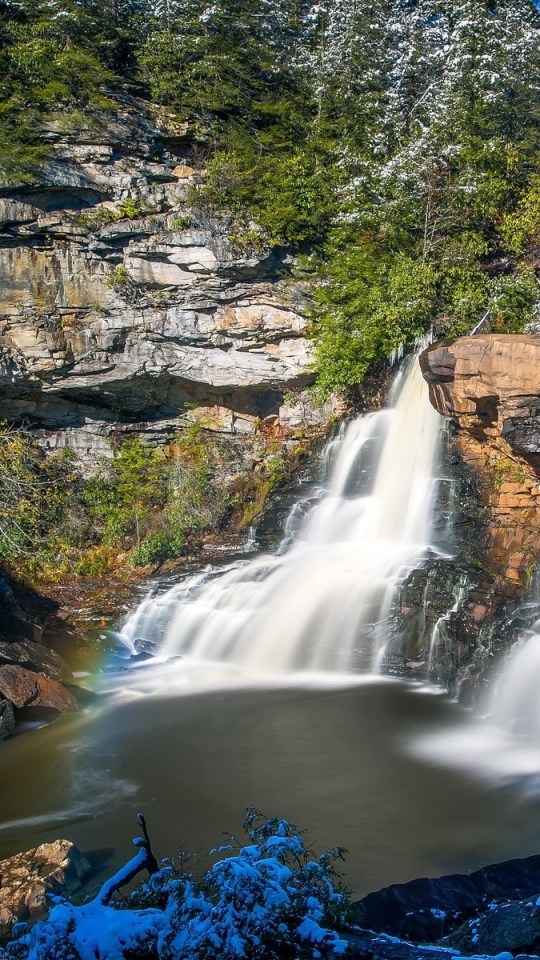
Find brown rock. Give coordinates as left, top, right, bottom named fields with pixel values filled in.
left=0, top=639, right=73, bottom=683
left=0, top=665, right=79, bottom=712
left=0, top=840, right=90, bottom=927
left=420, top=334, right=540, bottom=471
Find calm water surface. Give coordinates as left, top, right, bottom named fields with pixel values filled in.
left=2, top=678, right=540, bottom=897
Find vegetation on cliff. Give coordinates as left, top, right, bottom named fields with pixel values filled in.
left=0, top=423, right=304, bottom=581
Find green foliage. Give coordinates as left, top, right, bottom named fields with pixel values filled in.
left=0, top=1, right=116, bottom=180
left=172, top=215, right=192, bottom=230
left=84, top=440, right=168, bottom=549
left=501, top=176, right=540, bottom=255
left=117, top=197, right=142, bottom=219
left=493, top=457, right=529, bottom=488
left=77, top=198, right=145, bottom=231
left=0, top=426, right=75, bottom=561
left=104, top=265, right=131, bottom=291
left=0, top=427, right=235, bottom=579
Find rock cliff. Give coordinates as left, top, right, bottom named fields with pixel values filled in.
left=0, top=95, right=321, bottom=465
left=420, top=335, right=540, bottom=589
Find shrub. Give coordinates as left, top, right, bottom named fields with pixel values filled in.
left=1, top=811, right=350, bottom=960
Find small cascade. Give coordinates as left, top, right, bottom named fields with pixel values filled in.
left=427, top=575, right=469, bottom=676
left=409, top=610, right=540, bottom=784
left=120, top=359, right=442, bottom=680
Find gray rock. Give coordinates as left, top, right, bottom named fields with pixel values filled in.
left=0, top=699, right=15, bottom=741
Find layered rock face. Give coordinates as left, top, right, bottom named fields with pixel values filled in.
left=0, top=96, right=318, bottom=464
left=420, top=334, right=540, bottom=588
left=420, top=334, right=540, bottom=470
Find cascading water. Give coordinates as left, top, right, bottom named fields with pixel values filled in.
left=493, top=628, right=540, bottom=740
left=117, top=359, right=441, bottom=685
left=410, top=613, right=540, bottom=784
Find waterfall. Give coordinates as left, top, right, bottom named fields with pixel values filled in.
left=493, top=628, right=540, bottom=739
left=120, top=359, right=442, bottom=680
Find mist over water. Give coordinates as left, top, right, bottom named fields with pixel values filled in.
left=409, top=621, right=540, bottom=785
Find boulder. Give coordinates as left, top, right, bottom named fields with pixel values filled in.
left=0, top=665, right=79, bottom=712
left=441, top=896, right=540, bottom=956
left=0, top=840, right=90, bottom=927
left=0, top=639, right=73, bottom=684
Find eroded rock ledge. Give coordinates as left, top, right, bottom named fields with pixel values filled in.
left=420, top=334, right=540, bottom=588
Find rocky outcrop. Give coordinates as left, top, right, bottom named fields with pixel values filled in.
left=0, top=95, right=321, bottom=466
left=420, top=334, right=540, bottom=469
left=0, top=841, right=90, bottom=928
left=420, top=335, right=540, bottom=591
left=353, top=851, right=540, bottom=945
left=0, top=639, right=72, bottom=684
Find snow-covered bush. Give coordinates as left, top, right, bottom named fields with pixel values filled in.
left=1, top=810, right=350, bottom=960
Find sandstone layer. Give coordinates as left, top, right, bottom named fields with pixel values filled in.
left=420, top=334, right=540, bottom=589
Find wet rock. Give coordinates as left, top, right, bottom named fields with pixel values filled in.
left=352, top=852, right=540, bottom=944
left=441, top=896, right=540, bottom=956
left=0, top=665, right=79, bottom=712
left=134, top=638, right=159, bottom=657
left=0, top=699, right=15, bottom=740
left=0, top=840, right=90, bottom=927
left=0, top=638, right=73, bottom=683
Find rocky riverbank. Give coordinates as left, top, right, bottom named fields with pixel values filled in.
left=4, top=829, right=540, bottom=958
left=0, top=578, right=80, bottom=741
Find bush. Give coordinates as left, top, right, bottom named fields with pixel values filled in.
left=130, top=530, right=185, bottom=567
left=1, top=811, right=351, bottom=960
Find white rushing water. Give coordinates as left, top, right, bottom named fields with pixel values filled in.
left=410, top=621, right=540, bottom=785
left=115, top=359, right=442, bottom=686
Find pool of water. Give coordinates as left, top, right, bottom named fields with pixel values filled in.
left=2, top=676, right=540, bottom=897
